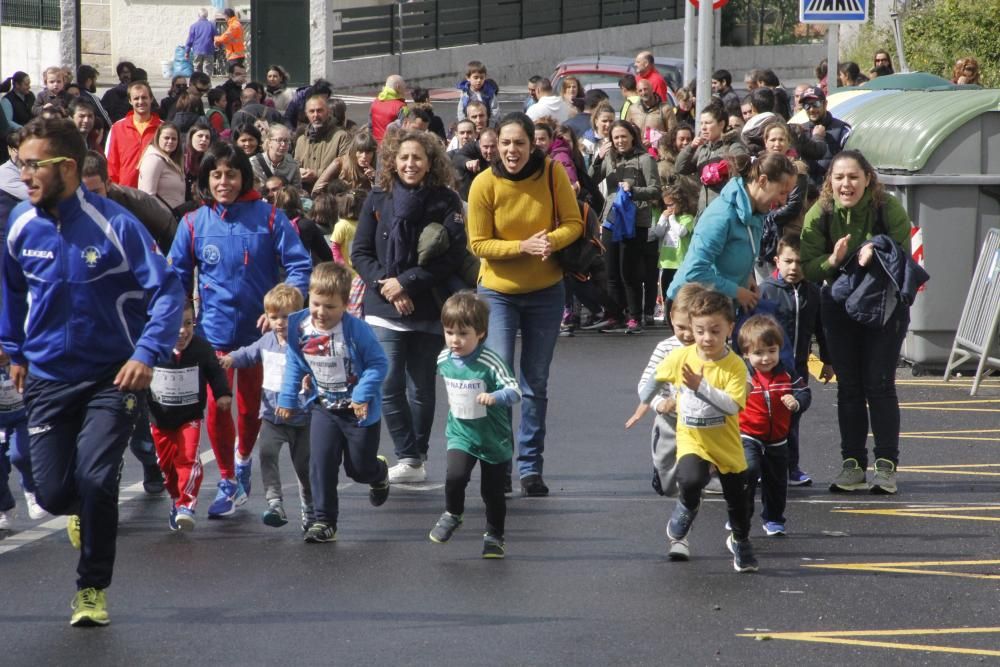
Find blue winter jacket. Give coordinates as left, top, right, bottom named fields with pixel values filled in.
left=1, top=186, right=185, bottom=382
left=277, top=309, right=387, bottom=428
left=168, top=193, right=312, bottom=351
left=186, top=17, right=216, bottom=56
left=667, top=176, right=764, bottom=300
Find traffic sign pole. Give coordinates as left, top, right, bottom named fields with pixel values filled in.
left=684, top=0, right=695, bottom=86
left=827, top=23, right=838, bottom=94
left=695, top=3, right=714, bottom=116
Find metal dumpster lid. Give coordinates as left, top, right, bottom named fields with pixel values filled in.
left=842, top=89, right=1000, bottom=172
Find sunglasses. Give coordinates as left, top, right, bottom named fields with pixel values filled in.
left=802, top=100, right=823, bottom=110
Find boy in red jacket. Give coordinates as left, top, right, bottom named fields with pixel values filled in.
left=738, top=315, right=811, bottom=537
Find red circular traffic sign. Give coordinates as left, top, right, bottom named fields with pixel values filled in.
left=688, top=0, right=729, bottom=8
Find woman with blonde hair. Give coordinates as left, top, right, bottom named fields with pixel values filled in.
left=138, top=121, right=186, bottom=211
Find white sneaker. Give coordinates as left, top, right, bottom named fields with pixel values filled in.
left=0, top=508, right=14, bottom=530
left=24, top=491, right=50, bottom=520
left=388, top=461, right=427, bottom=483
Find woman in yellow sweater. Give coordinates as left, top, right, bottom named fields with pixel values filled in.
left=467, top=112, right=583, bottom=496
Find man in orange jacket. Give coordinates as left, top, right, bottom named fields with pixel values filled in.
left=214, top=8, right=246, bottom=68
left=105, top=81, right=162, bottom=188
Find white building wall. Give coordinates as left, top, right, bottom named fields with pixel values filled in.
left=0, top=28, right=63, bottom=85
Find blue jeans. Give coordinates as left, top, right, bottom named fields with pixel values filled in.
left=479, top=282, right=564, bottom=478
left=373, top=326, right=443, bottom=464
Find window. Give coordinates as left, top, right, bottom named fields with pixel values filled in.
left=1, top=0, right=61, bottom=30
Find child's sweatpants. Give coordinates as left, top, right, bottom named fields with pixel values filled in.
left=444, top=448, right=506, bottom=537
left=151, top=421, right=204, bottom=510
left=651, top=414, right=678, bottom=496
left=1, top=422, right=35, bottom=503
left=257, top=419, right=312, bottom=509
left=742, top=436, right=788, bottom=525
left=206, top=352, right=263, bottom=479
left=675, top=453, right=751, bottom=542
left=309, top=406, right=388, bottom=528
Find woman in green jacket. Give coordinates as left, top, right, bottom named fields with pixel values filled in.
left=799, top=150, right=913, bottom=496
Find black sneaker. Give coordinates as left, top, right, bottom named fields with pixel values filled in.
left=726, top=534, right=759, bottom=573
left=304, top=521, right=337, bottom=543
left=369, top=456, right=390, bottom=507
left=520, top=474, right=549, bottom=497
left=142, top=464, right=165, bottom=495
left=482, top=532, right=505, bottom=559
left=429, top=512, right=463, bottom=543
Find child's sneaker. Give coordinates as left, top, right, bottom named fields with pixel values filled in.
left=870, top=458, right=898, bottom=495
left=829, top=458, right=867, bottom=492
left=429, top=512, right=463, bottom=543
left=625, top=318, right=643, bottom=334
left=262, top=499, right=289, bottom=527
left=763, top=521, right=786, bottom=536
left=666, top=523, right=690, bottom=561
left=175, top=507, right=196, bottom=531
left=598, top=319, right=627, bottom=334
left=388, top=461, right=426, bottom=483
left=168, top=507, right=180, bottom=532
left=304, top=521, right=337, bottom=543
left=666, top=501, right=699, bottom=541
left=235, top=456, right=252, bottom=496
left=24, top=491, right=49, bottom=520
left=481, top=532, right=505, bottom=559
left=70, top=587, right=109, bottom=627
left=788, top=469, right=813, bottom=486
left=0, top=508, right=14, bottom=531
left=142, top=464, right=165, bottom=495
left=207, top=478, right=246, bottom=518
left=369, top=455, right=390, bottom=507
left=726, top=534, right=759, bottom=573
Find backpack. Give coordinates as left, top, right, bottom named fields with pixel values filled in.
left=546, top=161, right=606, bottom=279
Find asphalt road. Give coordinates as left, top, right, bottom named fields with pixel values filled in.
left=2, top=330, right=999, bottom=665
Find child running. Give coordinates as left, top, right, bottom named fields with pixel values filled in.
left=0, top=348, right=46, bottom=532
left=428, top=292, right=521, bottom=559
left=738, top=314, right=811, bottom=537
left=758, top=234, right=833, bottom=487
left=637, top=289, right=757, bottom=572
left=626, top=283, right=706, bottom=497
left=276, top=262, right=389, bottom=544
left=221, top=284, right=314, bottom=531
left=147, top=302, right=232, bottom=530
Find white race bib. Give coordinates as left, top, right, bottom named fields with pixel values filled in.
left=305, top=353, right=348, bottom=393
left=444, top=377, right=487, bottom=420
left=151, top=367, right=200, bottom=406
left=0, top=378, right=23, bottom=412
left=261, top=349, right=286, bottom=393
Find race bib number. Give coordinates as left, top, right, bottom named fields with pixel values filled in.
left=0, top=377, right=24, bottom=412
left=305, top=352, right=348, bottom=393
left=151, top=367, right=199, bottom=406
left=444, top=378, right=487, bottom=420
left=261, top=349, right=286, bottom=393
left=679, top=386, right=726, bottom=429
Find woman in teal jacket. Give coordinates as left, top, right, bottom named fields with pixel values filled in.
left=667, top=153, right=797, bottom=309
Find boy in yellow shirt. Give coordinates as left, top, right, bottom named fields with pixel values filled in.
left=638, top=289, right=757, bottom=572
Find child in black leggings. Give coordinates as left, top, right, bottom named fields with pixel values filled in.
left=428, top=292, right=521, bottom=559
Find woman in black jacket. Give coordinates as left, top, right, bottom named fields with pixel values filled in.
left=351, top=130, right=465, bottom=484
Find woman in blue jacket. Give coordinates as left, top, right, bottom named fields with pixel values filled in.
left=667, top=153, right=798, bottom=310
left=168, top=142, right=312, bottom=518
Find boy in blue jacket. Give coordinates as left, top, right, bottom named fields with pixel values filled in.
left=221, top=284, right=314, bottom=531
left=276, top=262, right=389, bottom=543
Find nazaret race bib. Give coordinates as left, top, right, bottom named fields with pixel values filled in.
left=444, top=377, right=487, bottom=420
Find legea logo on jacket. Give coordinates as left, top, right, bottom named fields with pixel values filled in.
left=22, top=248, right=54, bottom=259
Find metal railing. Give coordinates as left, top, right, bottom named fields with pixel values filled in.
left=0, top=0, right=61, bottom=30
left=332, top=0, right=678, bottom=60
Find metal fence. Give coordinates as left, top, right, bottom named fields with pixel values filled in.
left=0, top=0, right=61, bottom=30
left=332, top=0, right=679, bottom=60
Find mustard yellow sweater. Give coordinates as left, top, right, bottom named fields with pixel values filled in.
left=467, top=158, right=584, bottom=294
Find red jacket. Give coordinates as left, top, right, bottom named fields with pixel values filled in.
left=107, top=111, right=162, bottom=188
left=739, top=363, right=809, bottom=444
left=369, top=98, right=406, bottom=143
left=637, top=68, right=669, bottom=103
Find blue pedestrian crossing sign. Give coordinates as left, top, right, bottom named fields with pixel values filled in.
left=800, top=0, right=867, bottom=23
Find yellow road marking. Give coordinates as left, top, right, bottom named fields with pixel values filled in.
left=834, top=505, right=1000, bottom=522
left=900, top=407, right=1000, bottom=412
left=900, top=429, right=1000, bottom=435
left=898, top=399, right=1000, bottom=406
left=897, top=464, right=1000, bottom=477
left=802, top=559, right=1000, bottom=581
left=739, top=627, right=1000, bottom=657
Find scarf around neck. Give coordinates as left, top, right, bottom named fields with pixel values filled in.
left=491, top=149, right=545, bottom=182
left=384, top=179, right=431, bottom=276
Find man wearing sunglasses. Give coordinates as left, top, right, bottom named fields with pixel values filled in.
left=0, top=118, right=185, bottom=627
left=795, top=86, right=852, bottom=188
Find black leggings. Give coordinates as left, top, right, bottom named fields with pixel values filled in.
left=445, top=449, right=507, bottom=537
left=602, top=226, right=648, bottom=320
left=675, top=453, right=751, bottom=542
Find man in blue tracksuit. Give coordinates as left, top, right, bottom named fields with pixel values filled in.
left=0, top=118, right=185, bottom=627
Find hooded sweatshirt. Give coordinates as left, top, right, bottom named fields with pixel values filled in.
left=370, top=86, right=406, bottom=143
